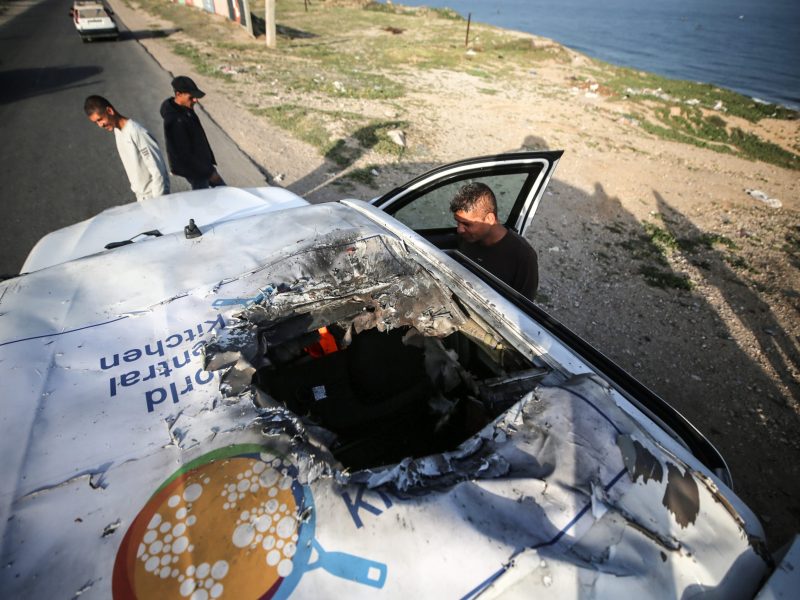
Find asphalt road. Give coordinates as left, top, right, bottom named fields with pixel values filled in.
left=0, top=0, right=267, bottom=276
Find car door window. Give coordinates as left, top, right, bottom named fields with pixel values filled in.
left=391, top=173, right=530, bottom=231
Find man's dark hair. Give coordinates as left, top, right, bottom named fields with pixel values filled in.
left=450, top=182, right=498, bottom=216
left=84, top=95, right=113, bottom=116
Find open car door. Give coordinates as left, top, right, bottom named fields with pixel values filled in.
left=372, top=151, right=563, bottom=249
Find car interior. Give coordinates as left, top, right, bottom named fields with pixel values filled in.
left=251, top=309, right=550, bottom=471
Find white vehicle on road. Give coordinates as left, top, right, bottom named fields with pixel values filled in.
left=71, top=0, right=118, bottom=42
left=1, top=152, right=797, bottom=598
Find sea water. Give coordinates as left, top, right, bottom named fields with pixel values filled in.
left=387, top=0, right=800, bottom=109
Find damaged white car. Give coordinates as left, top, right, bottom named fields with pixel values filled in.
left=1, top=152, right=795, bottom=598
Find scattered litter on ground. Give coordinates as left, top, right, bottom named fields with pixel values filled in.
left=746, top=189, right=782, bottom=208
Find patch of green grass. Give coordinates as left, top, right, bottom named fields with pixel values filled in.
left=723, top=254, right=750, bottom=270
left=638, top=118, right=735, bottom=154
left=729, top=128, right=800, bottom=170
left=430, top=7, right=465, bottom=20
left=619, top=92, right=799, bottom=169
left=595, top=65, right=800, bottom=169
left=344, top=165, right=381, bottom=188
left=624, top=222, right=747, bottom=288
left=352, top=121, right=408, bottom=158
left=643, top=222, right=679, bottom=255
left=171, top=42, right=231, bottom=80
left=620, top=237, right=666, bottom=263
left=639, top=266, right=693, bottom=290
left=601, top=65, right=797, bottom=122
left=252, top=104, right=406, bottom=167
left=324, top=140, right=362, bottom=167
left=626, top=222, right=740, bottom=264
left=290, top=69, right=404, bottom=100
left=252, top=104, right=336, bottom=155
left=363, top=3, right=464, bottom=20
left=466, top=68, right=491, bottom=79
left=363, top=1, right=422, bottom=16
left=700, top=233, right=737, bottom=249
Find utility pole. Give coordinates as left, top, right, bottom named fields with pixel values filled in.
left=265, top=0, right=276, bottom=48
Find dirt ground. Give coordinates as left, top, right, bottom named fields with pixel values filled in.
left=113, top=0, right=800, bottom=551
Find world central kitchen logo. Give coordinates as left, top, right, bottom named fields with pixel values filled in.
left=113, top=445, right=388, bottom=598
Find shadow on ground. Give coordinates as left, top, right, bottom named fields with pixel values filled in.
left=0, top=66, right=103, bottom=104
left=119, top=27, right=182, bottom=41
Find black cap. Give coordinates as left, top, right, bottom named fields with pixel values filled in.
left=171, top=75, right=205, bottom=98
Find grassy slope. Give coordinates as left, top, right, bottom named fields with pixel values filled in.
left=132, top=0, right=798, bottom=173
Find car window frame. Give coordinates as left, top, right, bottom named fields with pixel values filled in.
left=372, top=150, right=563, bottom=237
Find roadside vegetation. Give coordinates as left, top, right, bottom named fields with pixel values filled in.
left=589, top=66, right=799, bottom=169
left=129, top=0, right=797, bottom=173
left=128, top=0, right=568, bottom=168
left=609, top=214, right=752, bottom=291
left=250, top=104, right=406, bottom=167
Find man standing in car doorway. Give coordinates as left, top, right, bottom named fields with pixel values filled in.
left=450, top=182, right=539, bottom=300
left=160, top=76, right=225, bottom=190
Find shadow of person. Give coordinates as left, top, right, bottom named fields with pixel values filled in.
left=520, top=134, right=549, bottom=151
left=653, top=190, right=800, bottom=407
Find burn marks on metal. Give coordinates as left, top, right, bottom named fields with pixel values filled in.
left=618, top=435, right=663, bottom=485
left=617, top=434, right=700, bottom=529
left=663, top=464, right=701, bottom=528
left=204, top=235, right=465, bottom=399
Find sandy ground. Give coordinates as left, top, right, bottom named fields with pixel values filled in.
left=111, top=0, right=800, bottom=551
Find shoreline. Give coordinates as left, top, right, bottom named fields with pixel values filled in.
left=385, top=0, right=800, bottom=111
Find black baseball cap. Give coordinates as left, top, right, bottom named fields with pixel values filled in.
left=171, top=75, right=206, bottom=98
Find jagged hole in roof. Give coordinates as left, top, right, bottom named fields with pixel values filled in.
left=208, top=233, right=551, bottom=470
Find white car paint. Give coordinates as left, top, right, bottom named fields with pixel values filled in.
left=2, top=169, right=795, bottom=596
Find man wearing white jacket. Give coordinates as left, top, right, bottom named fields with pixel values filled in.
left=84, top=95, right=169, bottom=201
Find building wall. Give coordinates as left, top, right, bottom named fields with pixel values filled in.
left=170, top=0, right=250, bottom=27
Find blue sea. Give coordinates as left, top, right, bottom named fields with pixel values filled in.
left=387, top=0, right=800, bottom=109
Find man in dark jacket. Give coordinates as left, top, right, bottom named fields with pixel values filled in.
left=160, top=76, right=225, bottom=190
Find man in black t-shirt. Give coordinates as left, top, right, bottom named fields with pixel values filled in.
left=450, top=182, right=538, bottom=300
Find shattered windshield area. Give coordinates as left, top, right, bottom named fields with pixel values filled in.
left=204, top=233, right=551, bottom=474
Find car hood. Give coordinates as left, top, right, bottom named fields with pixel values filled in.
left=0, top=196, right=770, bottom=598
left=20, top=185, right=307, bottom=273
